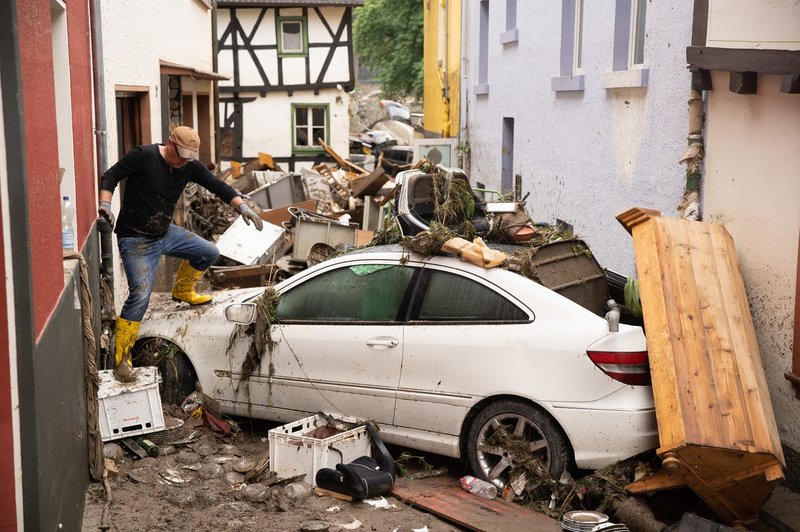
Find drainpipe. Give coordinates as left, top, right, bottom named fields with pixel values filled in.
left=459, top=0, right=470, bottom=172
left=90, top=0, right=113, bottom=287
left=211, top=0, right=220, bottom=166
left=678, top=89, right=703, bottom=221
left=605, top=300, right=621, bottom=333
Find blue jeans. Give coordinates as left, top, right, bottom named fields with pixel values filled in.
left=117, top=224, right=219, bottom=321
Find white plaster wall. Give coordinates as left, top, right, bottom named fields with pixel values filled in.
left=703, top=72, right=800, bottom=452
left=707, top=0, right=800, bottom=50
left=462, top=1, right=693, bottom=276
left=238, top=88, right=351, bottom=167
left=101, top=0, right=216, bottom=151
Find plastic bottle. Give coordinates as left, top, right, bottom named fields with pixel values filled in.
left=459, top=475, right=498, bottom=500
left=61, top=195, right=75, bottom=251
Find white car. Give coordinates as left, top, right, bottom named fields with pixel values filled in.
left=135, top=244, right=658, bottom=485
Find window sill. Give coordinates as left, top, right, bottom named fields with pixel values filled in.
left=602, top=68, right=649, bottom=89
left=551, top=75, right=585, bottom=92
left=500, top=28, right=518, bottom=46
left=474, top=83, right=490, bottom=96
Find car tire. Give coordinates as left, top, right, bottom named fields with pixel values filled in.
left=465, top=400, right=571, bottom=487
left=131, top=338, right=198, bottom=406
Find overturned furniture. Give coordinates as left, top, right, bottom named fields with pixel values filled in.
left=618, top=208, right=784, bottom=526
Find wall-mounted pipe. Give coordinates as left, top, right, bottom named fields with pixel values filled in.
left=90, top=0, right=112, bottom=292
left=605, top=299, right=621, bottom=333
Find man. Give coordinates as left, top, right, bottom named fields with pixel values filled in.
left=98, top=126, right=264, bottom=382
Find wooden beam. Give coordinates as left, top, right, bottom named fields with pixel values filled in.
left=691, top=68, right=713, bottom=92
left=729, top=72, right=757, bottom=94
left=687, top=46, right=800, bottom=75
left=780, top=74, right=800, bottom=94
left=626, top=469, right=686, bottom=494
left=691, top=0, right=709, bottom=47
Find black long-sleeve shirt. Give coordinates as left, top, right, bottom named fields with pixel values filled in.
left=100, top=144, right=238, bottom=237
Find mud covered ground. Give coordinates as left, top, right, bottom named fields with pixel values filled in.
left=81, top=410, right=789, bottom=532
left=82, top=414, right=464, bottom=532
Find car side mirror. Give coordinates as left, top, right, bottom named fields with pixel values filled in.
left=224, top=303, right=257, bottom=324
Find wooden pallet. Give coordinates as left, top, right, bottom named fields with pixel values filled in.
left=617, top=208, right=784, bottom=526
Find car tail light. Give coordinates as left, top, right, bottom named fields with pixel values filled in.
left=587, top=350, right=651, bottom=386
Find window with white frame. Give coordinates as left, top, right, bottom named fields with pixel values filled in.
left=573, top=0, right=584, bottom=73
left=552, top=0, right=585, bottom=92
left=603, top=0, right=649, bottom=88
left=278, top=17, right=307, bottom=56
left=292, top=104, right=328, bottom=151
left=629, top=0, right=646, bottom=67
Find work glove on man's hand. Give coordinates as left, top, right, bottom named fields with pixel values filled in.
left=237, top=202, right=264, bottom=231
left=98, top=200, right=115, bottom=229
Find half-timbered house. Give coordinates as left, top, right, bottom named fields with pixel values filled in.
left=216, top=0, right=363, bottom=169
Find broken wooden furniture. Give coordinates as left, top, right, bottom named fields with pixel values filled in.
left=617, top=208, right=784, bottom=527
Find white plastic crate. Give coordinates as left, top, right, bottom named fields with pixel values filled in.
left=97, top=367, right=165, bottom=442
left=269, top=414, right=372, bottom=486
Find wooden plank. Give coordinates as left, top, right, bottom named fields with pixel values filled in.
left=691, top=0, right=709, bottom=46
left=314, top=487, right=353, bottom=502
left=626, top=469, right=686, bottom=493
left=664, top=218, right=714, bottom=445
left=686, top=46, right=800, bottom=76
left=628, top=218, right=686, bottom=449
left=258, top=199, right=317, bottom=227
left=710, top=225, right=783, bottom=457
left=319, top=139, right=369, bottom=176
left=349, top=165, right=388, bottom=198
left=391, top=477, right=561, bottom=532
left=686, top=222, right=745, bottom=449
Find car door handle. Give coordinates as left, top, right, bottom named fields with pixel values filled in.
left=366, top=337, right=399, bottom=348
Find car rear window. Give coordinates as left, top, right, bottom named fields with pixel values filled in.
left=413, top=269, right=529, bottom=322
left=276, top=264, right=416, bottom=322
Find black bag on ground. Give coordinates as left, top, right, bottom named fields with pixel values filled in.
left=315, top=423, right=395, bottom=500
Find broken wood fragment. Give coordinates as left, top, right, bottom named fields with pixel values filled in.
left=349, top=165, right=388, bottom=198
left=313, top=487, right=353, bottom=502
left=104, top=458, right=119, bottom=476
left=319, top=139, right=369, bottom=176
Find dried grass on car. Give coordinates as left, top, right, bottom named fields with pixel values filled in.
left=399, top=223, right=458, bottom=258
left=226, top=286, right=280, bottom=386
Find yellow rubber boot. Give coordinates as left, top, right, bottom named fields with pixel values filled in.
left=114, top=317, right=140, bottom=383
left=171, top=260, right=212, bottom=305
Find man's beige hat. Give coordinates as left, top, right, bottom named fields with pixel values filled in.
left=170, top=126, right=200, bottom=159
